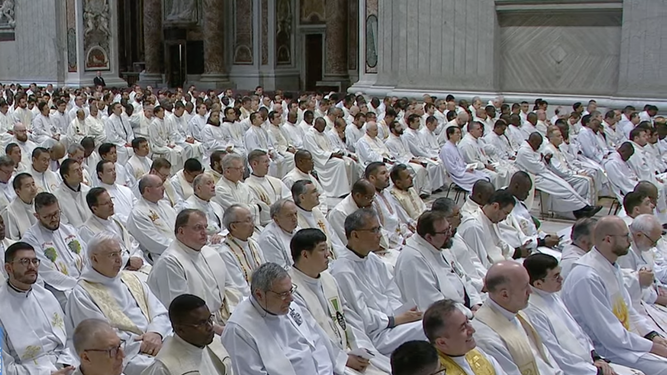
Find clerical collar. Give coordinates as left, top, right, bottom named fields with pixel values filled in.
left=251, top=174, right=265, bottom=179
left=194, top=194, right=210, bottom=204
left=487, top=297, right=517, bottom=321
left=293, top=265, right=321, bottom=281
left=7, top=279, right=32, bottom=296
left=250, top=296, right=279, bottom=316
left=64, top=181, right=81, bottom=192
left=346, top=245, right=368, bottom=259
left=296, top=204, right=312, bottom=213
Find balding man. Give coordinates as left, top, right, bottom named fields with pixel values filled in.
left=516, top=132, right=601, bottom=218
left=564, top=216, right=667, bottom=374
left=303, top=117, right=361, bottom=198
left=179, top=173, right=226, bottom=241
left=460, top=179, right=495, bottom=218
left=355, top=121, right=395, bottom=167
left=12, top=122, right=36, bottom=167
left=560, top=218, right=597, bottom=278
left=257, top=199, right=299, bottom=270
left=472, top=261, right=564, bottom=375
left=126, top=174, right=177, bottom=261
left=72, top=319, right=124, bottom=375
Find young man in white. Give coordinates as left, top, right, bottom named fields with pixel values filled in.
left=3, top=173, right=38, bottom=240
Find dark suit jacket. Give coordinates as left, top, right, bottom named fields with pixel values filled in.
left=93, top=76, right=106, bottom=87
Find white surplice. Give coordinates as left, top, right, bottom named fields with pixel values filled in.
left=222, top=297, right=337, bottom=375
left=30, top=166, right=61, bottom=194
left=142, top=333, right=231, bottom=375
left=212, top=177, right=263, bottom=228
left=22, top=222, right=85, bottom=301
left=178, top=194, right=225, bottom=238
left=147, top=240, right=243, bottom=325
left=563, top=248, right=667, bottom=374
left=257, top=221, right=297, bottom=270
left=329, top=247, right=427, bottom=355
left=168, top=170, right=195, bottom=202
left=355, top=134, right=393, bottom=166
left=385, top=133, right=444, bottom=195
left=394, top=235, right=482, bottom=312
left=126, top=155, right=152, bottom=182
left=389, top=186, right=427, bottom=222
left=458, top=207, right=513, bottom=268
left=66, top=267, right=171, bottom=375
left=217, top=236, right=265, bottom=297
left=283, top=121, right=305, bottom=149
left=296, top=205, right=345, bottom=258
left=3, top=197, right=37, bottom=240
left=165, top=113, right=203, bottom=161
left=126, top=198, right=176, bottom=261
left=459, top=133, right=510, bottom=188
left=245, top=174, right=291, bottom=225
left=560, top=243, right=588, bottom=279
left=439, top=141, right=490, bottom=192
left=97, top=182, right=137, bottom=224
left=0, top=282, right=78, bottom=375
left=149, top=117, right=183, bottom=173
left=104, top=114, right=134, bottom=164
left=542, top=142, right=596, bottom=204
left=302, top=128, right=356, bottom=198
left=282, top=167, right=329, bottom=213
left=53, top=182, right=91, bottom=228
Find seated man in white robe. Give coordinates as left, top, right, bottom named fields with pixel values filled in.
left=188, top=103, right=209, bottom=142
left=71, top=319, right=125, bottom=375
left=330, top=208, right=427, bottom=355
left=98, top=143, right=135, bottom=187
left=290, top=228, right=391, bottom=375
left=472, top=261, right=564, bottom=375
left=3, top=172, right=38, bottom=240
left=258, top=199, right=300, bottom=269
left=30, top=146, right=61, bottom=193
left=440, top=126, right=491, bottom=193
left=627, top=128, right=667, bottom=221
left=205, top=150, right=226, bottom=185
left=390, top=341, right=441, bottom=375
left=246, top=149, right=292, bottom=224
left=143, top=294, right=232, bottom=375
left=12, top=123, right=37, bottom=168
left=524, top=253, right=644, bottom=375
left=148, top=209, right=244, bottom=328
left=178, top=173, right=226, bottom=243
left=395, top=210, right=482, bottom=313
left=132, top=158, right=180, bottom=208
left=498, top=171, right=562, bottom=257
left=210, top=107, right=246, bottom=159
left=165, top=101, right=204, bottom=162
left=561, top=217, right=597, bottom=278
left=0, top=155, right=16, bottom=211
left=283, top=149, right=330, bottom=213
left=95, top=160, right=137, bottom=224
left=23, top=192, right=86, bottom=307
left=54, top=158, right=91, bottom=227
left=222, top=263, right=341, bottom=375
left=149, top=106, right=183, bottom=175
left=126, top=174, right=177, bottom=262
left=355, top=121, right=396, bottom=167
left=458, top=189, right=528, bottom=268
left=218, top=204, right=265, bottom=296
left=283, top=110, right=305, bottom=149
left=563, top=216, right=667, bottom=375
left=126, top=137, right=152, bottom=182
left=365, top=162, right=413, bottom=250
left=542, top=125, right=597, bottom=204
left=389, top=163, right=427, bottom=221
left=484, top=119, right=519, bottom=161
left=80, top=187, right=150, bottom=280
left=423, top=299, right=506, bottom=375
left=212, top=153, right=264, bottom=228
left=0, top=241, right=77, bottom=375
left=292, top=179, right=344, bottom=258
left=245, top=111, right=294, bottom=178
left=604, top=142, right=642, bottom=207
left=6, top=143, right=29, bottom=174
left=516, top=133, right=601, bottom=218
left=303, top=117, right=360, bottom=198
left=66, top=233, right=170, bottom=375
left=577, top=117, right=614, bottom=165
left=459, top=121, right=509, bottom=188
left=67, top=144, right=94, bottom=187
left=169, top=158, right=203, bottom=202
left=104, top=102, right=135, bottom=165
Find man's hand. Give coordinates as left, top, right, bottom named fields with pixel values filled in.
left=226, top=145, right=234, bottom=153
left=593, top=360, right=616, bottom=375
left=136, top=332, right=163, bottom=356
left=51, top=366, right=75, bottom=375
left=53, top=134, right=61, bottom=141
left=395, top=307, right=423, bottom=326
left=126, top=256, right=144, bottom=271
left=544, top=234, right=560, bottom=248
left=346, top=355, right=370, bottom=372
left=125, top=142, right=132, bottom=148
left=653, top=335, right=667, bottom=348
left=638, top=268, right=655, bottom=288
left=485, top=164, right=496, bottom=172
left=213, top=324, right=225, bottom=336
left=650, top=340, right=667, bottom=357
left=287, top=146, right=296, bottom=153
left=350, top=154, right=359, bottom=162
left=186, top=136, right=195, bottom=144
left=471, top=304, right=482, bottom=313
left=167, top=144, right=175, bottom=149
left=544, top=154, right=553, bottom=164
left=515, top=241, right=533, bottom=258
left=210, top=234, right=224, bottom=244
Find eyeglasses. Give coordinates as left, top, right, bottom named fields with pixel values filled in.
left=356, top=226, right=382, bottom=234
left=268, top=284, right=297, bottom=300
left=39, top=211, right=60, bottom=221
left=641, top=231, right=661, bottom=247
left=610, top=233, right=631, bottom=240
left=231, top=216, right=255, bottom=224
left=12, top=258, right=40, bottom=267
left=182, top=314, right=214, bottom=328
left=85, top=340, right=124, bottom=358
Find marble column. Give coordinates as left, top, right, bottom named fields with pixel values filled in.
left=200, top=0, right=233, bottom=88
left=319, top=0, right=350, bottom=90
left=140, top=0, right=163, bottom=84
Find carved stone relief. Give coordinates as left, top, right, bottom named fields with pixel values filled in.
left=0, top=0, right=15, bottom=41
left=66, top=0, right=77, bottom=71
left=276, top=0, right=292, bottom=65
left=300, top=0, right=324, bottom=24
left=233, top=0, right=253, bottom=64
left=83, top=0, right=111, bottom=70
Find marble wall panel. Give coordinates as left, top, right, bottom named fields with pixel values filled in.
left=233, top=0, right=253, bottom=64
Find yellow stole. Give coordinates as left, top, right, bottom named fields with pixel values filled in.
left=474, top=304, right=549, bottom=375
left=80, top=272, right=151, bottom=335
left=439, top=349, right=496, bottom=375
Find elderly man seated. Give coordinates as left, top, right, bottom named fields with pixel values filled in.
left=71, top=319, right=125, bottom=375
left=258, top=199, right=300, bottom=269
left=178, top=173, right=226, bottom=243
left=213, top=153, right=265, bottom=228
left=0, top=242, right=77, bottom=375
left=66, top=233, right=170, bottom=375
left=245, top=149, right=292, bottom=224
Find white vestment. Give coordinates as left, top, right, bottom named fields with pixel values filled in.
left=244, top=125, right=295, bottom=178
left=127, top=155, right=152, bottom=182
left=15, top=138, right=36, bottom=167
left=104, top=114, right=134, bottom=164
left=179, top=194, right=226, bottom=238
left=3, top=197, right=37, bottom=240
left=168, top=170, right=195, bottom=202
left=560, top=243, right=588, bottom=279
left=188, top=114, right=208, bottom=142
left=283, top=121, right=305, bottom=149
left=23, top=222, right=86, bottom=306
left=66, top=267, right=171, bottom=375
left=296, top=205, right=345, bottom=258
left=213, top=177, right=263, bottom=228
left=53, top=182, right=91, bottom=228
left=165, top=113, right=203, bottom=161
left=394, top=235, right=482, bottom=312
left=282, top=167, right=329, bottom=213
left=329, top=247, right=427, bottom=355
left=0, top=282, right=77, bottom=375
left=257, top=221, right=297, bottom=270
left=563, top=248, right=667, bottom=374
left=389, top=186, right=427, bottom=221
left=355, top=134, right=393, bottom=166
left=245, top=174, right=291, bottom=225
left=440, top=141, right=490, bottom=192
left=126, top=198, right=176, bottom=261
left=450, top=233, right=487, bottom=292
left=222, top=297, right=337, bottom=375
left=385, top=133, right=445, bottom=195
left=459, top=133, right=511, bottom=188
left=303, top=128, right=359, bottom=197
left=98, top=182, right=137, bottom=224
left=31, top=114, right=59, bottom=147
left=542, top=142, right=596, bottom=203
left=30, top=166, right=61, bottom=194
left=458, top=207, right=514, bottom=268
left=217, top=236, right=265, bottom=297
left=141, top=334, right=231, bottom=375
left=149, top=117, right=183, bottom=174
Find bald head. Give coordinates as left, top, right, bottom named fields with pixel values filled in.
left=13, top=123, right=26, bottom=132
left=365, top=121, right=378, bottom=134
left=72, top=318, right=117, bottom=355
left=471, top=180, right=495, bottom=206
left=527, top=132, right=543, bottom=151
left=484, top=261, right=531, bottom=313
left=635, top=181, right=658, bottom=200
left=593, top=216, right=631, bottom=260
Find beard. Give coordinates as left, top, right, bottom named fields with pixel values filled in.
left=441, top=237, right=454, bottom=249
left=14, top=270, right=37, bottom=285
left=612, top=243, right=630, bottom=257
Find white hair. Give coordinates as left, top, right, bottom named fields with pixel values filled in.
left=86, top=232, right=120, bottom=259
left=629, top=214, right=661, bottom=235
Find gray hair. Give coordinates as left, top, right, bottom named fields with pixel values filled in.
left=192, top=173, right=211, bottom=191
left=270, top=199, right=293, bottom=218
left=67, top=143, right=85, bottom=155
left=250, top=262, right=289, bottom=293
left=344, top=207, right=378, bottom=239
left=291, top=179, right=313, bottom=205
left=221, top=153, right=245, bottom=171
left=222, top=203, right=248, bottom=231
left=86, top=232, right=119, bottom=259
left=0, top=155, right=13, bottom=169
left=431, top=197, right=456, bottom=216
left=73, top=318, right=115, bottom=355
left=138, top=174, right=160, bottom=194
left=629, top=214, right=661, bottom=234
left=571, top=217, right=597, bottom=242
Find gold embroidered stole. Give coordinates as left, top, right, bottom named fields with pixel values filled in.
left=474, top=304, right=548, bottom=375
left=439, top=349, right=496, bottom=375
left=163, top=181, right=178, bottom=207
left=80, top=272, right=151, bottom=336
left=225, top=238, right=263, bottom=283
